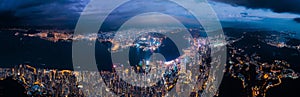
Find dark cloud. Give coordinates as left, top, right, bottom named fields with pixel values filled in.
left=0, top=0, right=195, bottom=27
left=294, top=18, right=300, bottom=23
left=0, top=0, right=89, bottom=26
left=0, top=10, right=23, bottom=23
left=212, top=0, right=300, bottom=14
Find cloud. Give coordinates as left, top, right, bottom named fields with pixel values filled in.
left=212, top=0, right=300, bottom=14
left=83, top=0, right=201, bottom=31
left=2, top=0, right=298, bottom=27
left=294, top=18, right=300, bottom=23
left=0, top=0, right=200, bottom=27
left=209, top=1, right=300, bottom=22
left=0, top=0, right=89, bottom=26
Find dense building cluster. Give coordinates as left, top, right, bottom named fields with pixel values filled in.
left=0, top=65, right=84, bottom=97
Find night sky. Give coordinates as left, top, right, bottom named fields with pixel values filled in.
left=0, top=0, right=300, bottom=29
